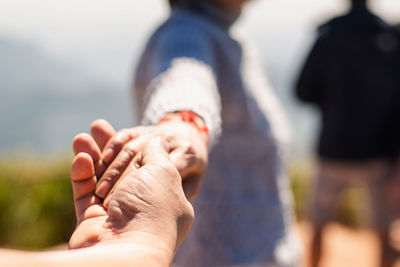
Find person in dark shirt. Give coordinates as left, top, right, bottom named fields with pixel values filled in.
left=296, top=0, right=400, bottom=266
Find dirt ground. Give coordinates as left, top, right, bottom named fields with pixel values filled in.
left=298, top=221, right=381, bottom=267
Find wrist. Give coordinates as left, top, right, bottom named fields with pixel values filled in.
left=108, top=231, right=175, bottom=266
left=158, top=111, right=209, bottom=146
left=99, top=224, right=176, bottom=265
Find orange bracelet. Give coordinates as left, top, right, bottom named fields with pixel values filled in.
left=159, top=110, right=209, bottom=134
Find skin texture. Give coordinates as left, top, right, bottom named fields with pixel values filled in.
left=91, top=117, right=208, bottom=202
left=70, top=134, right=194, bottom=253
left=0, top=130, right=194, bottom=267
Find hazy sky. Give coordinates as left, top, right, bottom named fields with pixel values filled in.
left=0, top=0, right=399, bottom=155
left=0, top=0, right=399, bottom=84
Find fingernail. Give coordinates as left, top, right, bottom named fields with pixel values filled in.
left=102, top=148, right=114, bottom=164
left=96, top=180, right=112, bottom=198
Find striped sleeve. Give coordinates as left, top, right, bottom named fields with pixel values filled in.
left=139, top=22, right=222, bottom=147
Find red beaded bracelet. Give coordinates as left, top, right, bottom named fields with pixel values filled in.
left=159, top=110, right=209, bottom=134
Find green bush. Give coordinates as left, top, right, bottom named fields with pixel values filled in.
left=0, top=156, right=76, bottom=250
left=0, top=156, right=367, bottom=250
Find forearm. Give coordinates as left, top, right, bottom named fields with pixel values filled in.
left=159, top=111, right=209, bottom=146
left=142, top=58, right=221, bottom=147
left=67, top=242, right=171, bottom=267
left=0, top=240, right=171, bottom=267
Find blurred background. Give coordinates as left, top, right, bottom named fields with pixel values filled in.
left=1, top=0, right=400, bottom=156
left=0, top=0, right=399, bottom=263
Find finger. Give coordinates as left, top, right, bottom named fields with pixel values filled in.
left=95, top=136, right=147, bottom=199
left=103, top=151, right=143, bottom=208
left=71, top=153, right=100, bottom=221
left=72, top=133, right=102, bottom=161
left=101, top=127, right=144, bottom=165
left=168, top=142, right=204, bottom=200
left=103, top=137, right=173, bottom=208
left=72, top=133, right=106, bottom=176
left=90, top=119, right=116, bottom=151
left=169, top=144, right=198, bottom=178
left=140, top=137, right=181, bottom=185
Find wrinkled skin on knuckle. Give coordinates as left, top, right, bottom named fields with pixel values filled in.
left=152, top=160, right=181, bottom=185
left=122, top=142, right=138, bottom=159
left=141, top=159, right=187, bottom=205
left=109, top=128, right=131, bottom=149
left=108, top=139, right=123, bottom=154
left=106, top=197, right=132, bottom=225
left=106, top=183, right=149, bottom=230
left=103, top=168, right=122, bottom=183
left=105, top=158, right=194, bottom=245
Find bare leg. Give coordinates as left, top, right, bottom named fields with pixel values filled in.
left=310, top=226, right=324, bottom=267
left=380, top=230, right=397, bottom=267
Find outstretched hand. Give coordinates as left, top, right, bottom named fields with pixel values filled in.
left=86, top=118, right=208, bottom=202
left=69, top=134, right=194, bottom=265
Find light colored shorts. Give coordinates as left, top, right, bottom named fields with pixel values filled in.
left=310, top=159, right=397, bottom=231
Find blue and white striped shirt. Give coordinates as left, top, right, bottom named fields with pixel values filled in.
left=134, top=3, right=300, bottom=266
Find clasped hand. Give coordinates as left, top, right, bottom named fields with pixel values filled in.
left=85, top=118, right=209, bottom=202
left=68, top=118, right=208, bottom=264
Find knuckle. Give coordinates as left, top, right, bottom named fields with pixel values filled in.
left=110, top=140, right=122, bottom=150
left=122, top=141, right=138, bottom=158
left=109, top=137, right=125, bottom=150
left=101, top=169, right=120, bottom=185
left=158, top=160, right=179, bottom=177
left=108, top=129, right=135, bottom=150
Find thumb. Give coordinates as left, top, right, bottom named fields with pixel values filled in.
left=169, top=143, right=197, bottom=178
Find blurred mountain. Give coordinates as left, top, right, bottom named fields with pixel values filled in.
left=0, top=37, right=98, bottom=94
left=0, top=36, right=135, bottom=155
left=0, top=35, right=318, bottom=157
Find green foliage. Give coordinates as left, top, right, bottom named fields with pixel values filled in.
left=0, top=156, right=76, bottom=250
left=0, top=156, right=367, bottom=250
